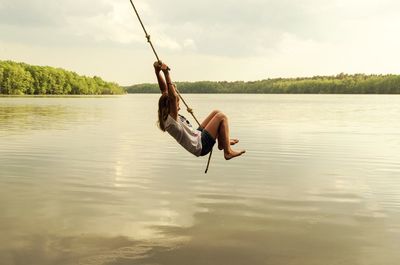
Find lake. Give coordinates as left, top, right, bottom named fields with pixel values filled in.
left=1, top=94, right=399, bottom=265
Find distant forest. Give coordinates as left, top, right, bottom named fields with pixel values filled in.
left=126, top=74, right=400, bottom=94
left=0, top=60, right=124, bottom=95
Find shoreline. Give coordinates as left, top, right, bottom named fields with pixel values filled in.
left=1, top=93, right=400, bottom=97
left=0, top=94, right=126, bottom=98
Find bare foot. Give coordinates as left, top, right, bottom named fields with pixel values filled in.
left=224, top=149, right=246, bottom=160
left=218, top=139, right=239, bottom=150
left=230, top=139, right=239, bottom=146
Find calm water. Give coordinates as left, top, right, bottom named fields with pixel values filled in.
left=0, top=94, right=399, bottom=265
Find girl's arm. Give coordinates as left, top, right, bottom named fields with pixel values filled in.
left=161, top=64, right=176, bottom=96
left=162, top=67, right=179, bottom=120
left=154, top=62, right=167, bottom=93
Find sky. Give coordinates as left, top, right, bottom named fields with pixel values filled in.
left=0, top=0, right=399, bottom=85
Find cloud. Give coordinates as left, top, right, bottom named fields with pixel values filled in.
left=2, top=0, right=399, bottom=55
left=66, top=1, right=138, bottom=44
left=1, top=0, right=400, bottom=84
left=183, top=39, right=197, bottom=50
left=137, top=0, right=400, bottom=57
left=0, top=0, right=110, bottom=27
left=0, top=0, right=142, bottom=47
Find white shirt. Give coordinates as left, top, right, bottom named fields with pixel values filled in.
left=164, top=114, right=202, bottom=156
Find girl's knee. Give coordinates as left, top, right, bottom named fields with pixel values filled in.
left=216, top=112, right=227, bottom=120
left=212, top=109, right=221, bottom=115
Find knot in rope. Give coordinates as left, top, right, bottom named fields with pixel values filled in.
left=146, top=34, right=151, bottom=43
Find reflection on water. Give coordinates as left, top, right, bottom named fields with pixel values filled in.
left=0, top=95, right=400, bottom=265
left=0, top=104, right=77, bottom=134
left=0, top=97, right=108, bottom=135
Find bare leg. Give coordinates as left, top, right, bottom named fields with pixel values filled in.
left=200, top=110, right=239, bottom=149
left=204, top=113, right=245, bottom=160
left=200, top=110, right=220, bottom=129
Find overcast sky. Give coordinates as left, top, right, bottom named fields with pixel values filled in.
left=1, top=0, right=399, bottom=85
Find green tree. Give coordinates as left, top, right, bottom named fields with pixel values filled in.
left=0, top=63, right=33, bottom=95
left=0, top=60, right=124, bottom=95
left=0, top=66, right=4, bottom=94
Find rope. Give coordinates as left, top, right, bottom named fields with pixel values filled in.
left=129, top=0, right=160, bottom=63
left=128, top=0, right=213, bottom=173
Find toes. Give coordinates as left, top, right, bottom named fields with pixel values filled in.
left=224, top=150, right=246, bottom=160
left=230, top=139, right=239, bottom=145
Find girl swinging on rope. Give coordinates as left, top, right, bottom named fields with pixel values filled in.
left=154, top=61, right=246, bottom=160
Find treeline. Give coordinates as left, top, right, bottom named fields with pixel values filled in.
left=0, top=60, right=125, bottom=95
left=126, top=73, right=400, bottom=94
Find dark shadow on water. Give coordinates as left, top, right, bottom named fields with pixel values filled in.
left=0, top=234, right=174, bottom=265
left=2, top=194, right=399, bottom=265
left=136, top=194, right=399, bottom=265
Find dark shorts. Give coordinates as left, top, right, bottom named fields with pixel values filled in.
left=198, top=127, right=216, bottom=156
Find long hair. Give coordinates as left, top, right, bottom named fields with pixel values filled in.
left=158, top=93, right=170, bottom=131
